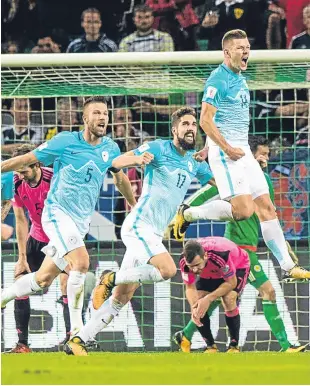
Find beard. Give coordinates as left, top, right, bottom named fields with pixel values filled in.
left=89, top=121, right=106, bottom=137
left=177, top=135, right=196, bottom=150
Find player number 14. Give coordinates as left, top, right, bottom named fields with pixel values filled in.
left=176, top=173, right=186, bottom=188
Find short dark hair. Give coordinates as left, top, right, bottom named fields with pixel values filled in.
left=83, top=96, right=108, bottom=112
left=183, top=240, right=204, bottom=264
left=12, top=144, right=36, bottom=158
left=134, top=5, right=153, bottom=16
left=222, top=29, right=247, bottom=48
left=81, top=8, right=101, bottom=21
left=248, top=135, right=269, bottom=154
left=171, top=106, right=196, bottom=128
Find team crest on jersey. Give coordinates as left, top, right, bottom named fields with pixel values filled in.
left=254, top=265, right=261, bottom=272
left=187, top=160, right=193, bottom=172
left=102, top=151, right=109, bottom=162
left=221, top=264, right=230, bottom=273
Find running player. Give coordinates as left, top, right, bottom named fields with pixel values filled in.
left=64, top=106, right=214, bottom=355
left=6, top=144, right=70, bottom=352
left=174, top=29, right=310, bottom=280
left=1, top=96, right=137, bottom=338
left=1, top=170, right=14, bottom=240
left=173, top=136, right=308, bottom=353
left=180, top=237, right=250, bottom=352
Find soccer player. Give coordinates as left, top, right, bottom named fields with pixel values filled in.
left=64, top=106, right=214, bottom=356
left=1, top=96, right=137, bottom=338
left=180, top=237, right=250, bottom=352
left=174, top=29, right=310, bottom=281
left=173, top=136, right=308, bottom=353
left=1, top=170, right=14, bottom=240
left=6, top=144, right=70, bottom=352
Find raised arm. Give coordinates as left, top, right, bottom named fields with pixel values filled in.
left=1, top=152, right=38, bottom=173
left=112, top=151, right=154, bottom=170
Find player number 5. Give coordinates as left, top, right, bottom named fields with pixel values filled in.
left=85, top=167, right=93, bottom=183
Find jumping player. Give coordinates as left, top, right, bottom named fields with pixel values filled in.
left=175, top=29, right=310, bottom=280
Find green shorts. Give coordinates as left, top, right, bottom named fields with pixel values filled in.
left=246, top=250, right=269, bottom=289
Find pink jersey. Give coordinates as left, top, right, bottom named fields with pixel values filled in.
left=12, top=167, right=53, bottom=243
left=180, top=237, right=250, bottom=285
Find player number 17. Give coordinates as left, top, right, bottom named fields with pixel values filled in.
left=176, top=173, right=186, bottom=188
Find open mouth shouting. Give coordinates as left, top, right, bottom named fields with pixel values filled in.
left=241, top=56, right=248, bottom=70
left=185, top=132, right=194, bottom=141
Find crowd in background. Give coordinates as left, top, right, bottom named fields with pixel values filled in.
left=2, top=0, right=310, bottom=53
left=1, top=0, right=309, bottom=238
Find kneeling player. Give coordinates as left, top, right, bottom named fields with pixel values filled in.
left=178, top=237, right=250, bottom=352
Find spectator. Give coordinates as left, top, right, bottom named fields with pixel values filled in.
left=278, top=0, right=309, bottom=48
left=119, top=5, right=174, bottom=52
left=2, top=0, right=39, bottom=49
left=2, top=41, right=20, bottom=53
left=110, top=107, right=150, bottom=152
left=289, top=5, right=310, bottom=49
left=31, top=36, right=61, bottom=53
left=250, top=89, right=309, bottom=143
left=2, top=99, right=42, bottom=153
left=44, top=98, right=82, bottom=140
left=146, top=0, right=199, bottom=51
left=265, top=0, right=286, bottom=49
left=295, top=125, right=309, bottom=147
left=200, top=0, right=260, bottom=50
left=66, top=8, right=117, bottom=53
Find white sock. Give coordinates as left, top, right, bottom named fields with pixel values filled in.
left=1, top=272, right=41, bottom=307
left=260, top=219, right=295, bottom=271
left=78, top=297, right=124, bottom=343
left=114, top=265, right=164, bottom=285
left=184, top=200, right=234, bottom=222
left=67, top=271, right=86, bottom=332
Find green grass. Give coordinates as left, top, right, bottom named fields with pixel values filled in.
left=2, top=352, right=310, bottom=385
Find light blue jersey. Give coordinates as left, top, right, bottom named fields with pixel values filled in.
left=202, top=64, right=250, bottom=145
left=33, top=131, right=120, bottom=235
left=129, top=139, right=213, bottom=236
left=1, top=171, right=14, bottom=200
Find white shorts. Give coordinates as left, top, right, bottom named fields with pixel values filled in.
left=208, top=143, right=269, bottom=200
left=41, top=207, right=86, bottom=271
left=120, top=219, right=168, bottom=270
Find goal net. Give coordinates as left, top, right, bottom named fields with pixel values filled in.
left=1, top=51, right=309, bottom=352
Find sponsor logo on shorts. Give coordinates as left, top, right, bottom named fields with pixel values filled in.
left=69, top=236, right=77, bottom=245
left=254, top=265, right=261, bottom=272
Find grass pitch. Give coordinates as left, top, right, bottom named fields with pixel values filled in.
left=2, top=352, right=310, bottom=385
